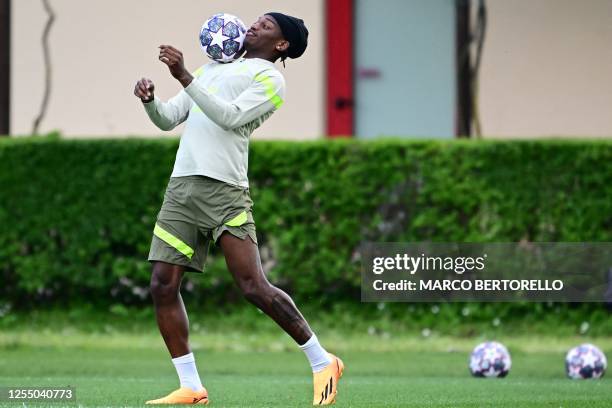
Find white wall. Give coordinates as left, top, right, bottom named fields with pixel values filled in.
left=11, top=0, right=324, bottom=139
left=13, top=0, right=612, bottom=139
left=480, top=0, right=612, bottom=138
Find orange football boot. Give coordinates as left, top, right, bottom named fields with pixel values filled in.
left=312, top=354, right=344, bottom=405
left=145, top=387, right=209, bottom=405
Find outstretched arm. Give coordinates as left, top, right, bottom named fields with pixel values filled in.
left=157, top=45, right=284, bottom=130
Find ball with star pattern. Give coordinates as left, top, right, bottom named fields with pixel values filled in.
left=565, top=344, right=607, bottom=379
left=469, top=341, right=512, bottom=378
left=199, top=13, right=247, bottom=63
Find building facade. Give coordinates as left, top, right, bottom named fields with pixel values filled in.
left=9, top=0, right=612, bottom=139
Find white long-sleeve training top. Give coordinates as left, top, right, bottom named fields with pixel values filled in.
left=143, top=57, right=286, bottom=188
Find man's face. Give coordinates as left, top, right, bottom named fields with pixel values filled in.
left=244, top=15, right=285, bottom=52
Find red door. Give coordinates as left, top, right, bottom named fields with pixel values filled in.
left=326, top=0, right=354, bottom=137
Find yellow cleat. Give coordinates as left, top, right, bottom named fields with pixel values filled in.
left=313, top=354, right=344, bottom=405
left=145, top=387, right=209, bottom=405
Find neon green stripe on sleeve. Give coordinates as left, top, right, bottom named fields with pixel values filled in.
left=254, top=73, right=284, bottom=109
left=154, top=224, right=194, bottom=260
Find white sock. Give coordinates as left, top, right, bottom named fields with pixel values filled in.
left=172, top=352, right=204, bottom=391
left=299, top=334, right=332, bottom=373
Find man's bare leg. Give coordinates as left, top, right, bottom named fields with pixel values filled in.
left=150, top=261, right=190, bottom=357
left=218, top=233, right=312, bottom=344
left=219, top=233, right=344, bottom=405
left=148, top=261, right=206, bottom=402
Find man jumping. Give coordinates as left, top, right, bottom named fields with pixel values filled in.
left=133, top=12, right=344, bottom=405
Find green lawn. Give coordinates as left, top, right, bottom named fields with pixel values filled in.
left=0, top=328, right=610, bottom=407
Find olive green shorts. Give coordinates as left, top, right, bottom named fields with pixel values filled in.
left=148, top=176, right=257, bottom=273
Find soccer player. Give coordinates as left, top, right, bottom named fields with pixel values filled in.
left=133, top=12, right=344, bottom=405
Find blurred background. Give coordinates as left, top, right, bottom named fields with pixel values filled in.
left=4, top=0, right=612, bottom=139
left=0, top=1, right=611, bottom=406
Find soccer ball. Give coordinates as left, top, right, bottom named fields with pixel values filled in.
left=565, top=344, right=607, bottom=379
left=469, top=341, right=511, bottom=378
left=199, top=13, right=247, bottom=63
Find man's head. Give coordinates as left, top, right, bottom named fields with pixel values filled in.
left=244, top=13, right=308, bottom=63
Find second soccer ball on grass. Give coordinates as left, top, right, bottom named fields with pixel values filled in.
left=469, top=341, right=512, bottom=378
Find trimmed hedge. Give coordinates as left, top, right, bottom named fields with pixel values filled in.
left=0, top=137, right=611, bottom=308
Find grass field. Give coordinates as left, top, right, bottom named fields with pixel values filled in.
left=1, top=321, right=611, bottom=408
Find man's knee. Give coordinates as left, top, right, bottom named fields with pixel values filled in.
left=150, top=262, right=182, bottom=303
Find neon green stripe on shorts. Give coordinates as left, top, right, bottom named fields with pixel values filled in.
left=153, top=223, right=195, bottom=260
left=225, top=211, right=248, bottom=227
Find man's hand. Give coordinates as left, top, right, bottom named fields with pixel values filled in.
left=159, top=45, right=194, bottom=88
left=134, top=78, right=155, bottom=103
